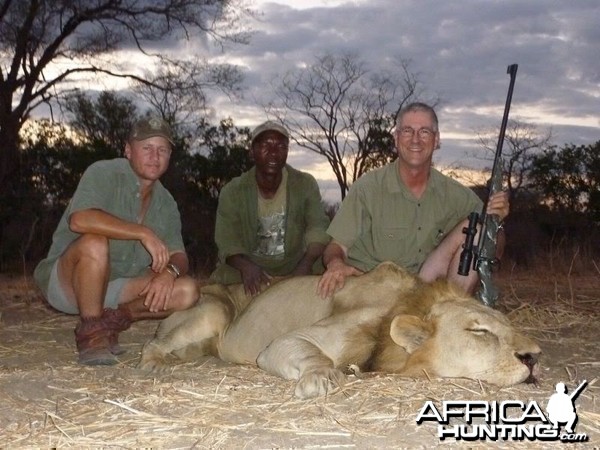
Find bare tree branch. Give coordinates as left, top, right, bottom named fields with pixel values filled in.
left=0, top=0, right=251, bottom=190
left=267, top=53, right=420, bottom=199
left=474, top=120, right=553, bottom=199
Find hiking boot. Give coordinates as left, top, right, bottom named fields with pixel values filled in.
left=74, top=317, right=118, bottom=366
left=102, top=307, right=133, bottom=355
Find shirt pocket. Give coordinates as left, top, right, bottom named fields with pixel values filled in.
left=372, top=225, right=409, bottom=262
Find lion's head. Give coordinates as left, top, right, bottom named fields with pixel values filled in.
left=381, top=282, right=541, bottom=386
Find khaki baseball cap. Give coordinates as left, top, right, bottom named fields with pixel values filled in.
left=129, top=117, right=175, bottom=146
left=251, top=120, right=289, bottom=143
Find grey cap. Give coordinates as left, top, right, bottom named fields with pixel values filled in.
left=251, top=120, right=289, bottom=143
left=129, top=117, right=175, bottom=146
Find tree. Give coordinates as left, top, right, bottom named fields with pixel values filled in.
left=267, top=53, right=421, bottom=199
left=196, top=117, right=252, bottom=197
left=529, top=141, right=600, bottom=220
left=470, top=120, right=553, bottom=203
left=135, top=58, right=244, bottom=131
left=0, top=0, right=249, bottom=197
left=64, top=91, right=139, bottom=152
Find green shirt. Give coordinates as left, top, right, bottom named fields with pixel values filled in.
left=210, top=165, right=330, bottom=284
left=328, top=161, right=483, bottom=273
left=33, top=158, right=185, bottom=295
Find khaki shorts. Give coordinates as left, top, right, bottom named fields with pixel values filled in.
left=46, top=260, right=128, bottom=315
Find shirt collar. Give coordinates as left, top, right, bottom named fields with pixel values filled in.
left=385, top=160, right=439, bottom=199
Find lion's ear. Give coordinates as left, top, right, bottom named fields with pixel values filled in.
left=389, top=315, right=432, bottom=354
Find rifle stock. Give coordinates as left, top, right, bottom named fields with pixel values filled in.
left=459, top=64, right=518, bottom=307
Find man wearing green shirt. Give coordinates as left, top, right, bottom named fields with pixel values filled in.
left=211, top=120, right=330, bottom=296
left=318, top=102, right=510, bottom=298
left=34, top=117, right=199, bottom=366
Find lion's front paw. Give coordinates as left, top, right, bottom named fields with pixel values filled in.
left=137, top=341, right=169, bottom=373
left=294, top=368, right=346, bottom=399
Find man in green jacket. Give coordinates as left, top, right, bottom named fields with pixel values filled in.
left=210, top=120, right=330, bottom=296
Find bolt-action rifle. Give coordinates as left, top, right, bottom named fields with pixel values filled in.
left=458, top=64, right=518, bottom=307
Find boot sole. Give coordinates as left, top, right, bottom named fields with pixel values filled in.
left=79, top=357, right=118, bottom=366
left=78, top=351, right=118, bottom=366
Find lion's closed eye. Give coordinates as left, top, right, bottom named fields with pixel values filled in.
left=466, top=327, right=491, bottom=336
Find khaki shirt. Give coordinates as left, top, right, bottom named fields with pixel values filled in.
left=328, top=161, right=482, bottom=273
left=34, top=159, right=185, bottom=295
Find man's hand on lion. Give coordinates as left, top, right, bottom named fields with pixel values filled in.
left=225, top=254, right=273, bottom=297
left=240, top=261, right=272, bottom=297
left=317, top=259, right=363, bottom=299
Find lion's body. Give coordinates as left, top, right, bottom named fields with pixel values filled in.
left=139, top=262, right=540, bottom=398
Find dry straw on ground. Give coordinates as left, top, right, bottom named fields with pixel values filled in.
left=0, top=271, right=598, bottom=449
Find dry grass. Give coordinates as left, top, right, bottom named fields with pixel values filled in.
left=0, top=272, right=598, bottom=449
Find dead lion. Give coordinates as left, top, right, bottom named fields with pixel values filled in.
left=138, top=262, right=541, bottom=398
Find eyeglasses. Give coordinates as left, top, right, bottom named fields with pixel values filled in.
left=398, top=126, right=435, bottom=140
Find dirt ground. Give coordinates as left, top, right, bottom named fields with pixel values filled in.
left=0, top=269, right=598, bottom=449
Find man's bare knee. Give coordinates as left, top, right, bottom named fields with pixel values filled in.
left=171, top=277, right=200, bottom=310
left=72, top=234, right=110, bottom=261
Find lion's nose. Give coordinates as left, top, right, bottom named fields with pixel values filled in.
left=516, top=352, right=540, bottom=368
left=517, top=352, right=541, bottom=385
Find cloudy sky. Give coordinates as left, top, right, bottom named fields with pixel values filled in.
left=195, top=0, right=598, bottom=202
left=70, top=0, right=596, bottom=203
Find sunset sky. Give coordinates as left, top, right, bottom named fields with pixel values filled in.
left=65, top=0, right=600, bottom=202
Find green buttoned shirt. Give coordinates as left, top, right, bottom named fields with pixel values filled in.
left=33, top=158, right=185, bottom=296
left=327, top=161, right=483, bottom=273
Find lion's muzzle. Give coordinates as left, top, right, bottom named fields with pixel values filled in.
left=516, top=351, right=541, bottom=384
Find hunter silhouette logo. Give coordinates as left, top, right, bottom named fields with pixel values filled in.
left=416, top=379, right=589, bottom=442
left=546, top=380, right=587, bottom=434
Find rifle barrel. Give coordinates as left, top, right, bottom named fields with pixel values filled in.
left=482, top=64, right=518, bottom=217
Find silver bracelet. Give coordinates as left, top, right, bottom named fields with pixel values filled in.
left=167, top=262, right=181, bottom=278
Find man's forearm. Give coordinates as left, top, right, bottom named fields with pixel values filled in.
left=226, top=254, right=257, bottom=273
left=69, top=208, right=149, bottom=241
left=322, top=241, right=348, bottom=268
